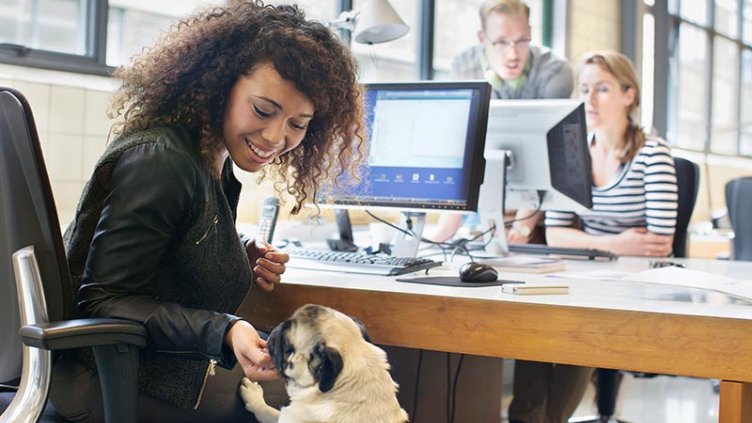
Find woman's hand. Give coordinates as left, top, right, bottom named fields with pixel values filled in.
left=609, top=228, right=673, bottom=257
left=506, top=209, right=541, bottom=245
left=226, top=320, right=279, bottom=381
left=506, top=222, right=533, bottom=244
left=246, top=240, right=289, bottom=291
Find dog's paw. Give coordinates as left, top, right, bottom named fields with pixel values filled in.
left=239, top=377, right=267, bottom=411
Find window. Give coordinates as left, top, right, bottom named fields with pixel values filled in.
left=0, top=0, right=88, bottom=55
left=0, top=0, right=338, bottom=75
left=639, top=0, right=752, bottom=156
left=106, top=0, right=225, bottom=67
left=1, top=0, right=553, bottom=83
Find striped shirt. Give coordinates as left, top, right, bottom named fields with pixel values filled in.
left=545, top=135, right=678, bottom=236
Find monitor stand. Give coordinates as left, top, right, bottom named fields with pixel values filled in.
left=327, top=209, right=359, bottom=252
left=478, top=149, right=511, bottom=256
left=391, top=211, right=426, bottom=258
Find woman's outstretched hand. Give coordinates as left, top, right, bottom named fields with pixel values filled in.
left=226, top=320, right=278, bottom=381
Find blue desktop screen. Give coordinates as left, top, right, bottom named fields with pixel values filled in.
left=320, top=82, right=488, bottom=211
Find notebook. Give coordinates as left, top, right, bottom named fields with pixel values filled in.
left=478, top=256, right=566, bottom=274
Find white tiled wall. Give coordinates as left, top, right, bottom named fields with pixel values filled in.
left=0, top=69, right=278, bottom=226
left=1, top=75, right=113, bottom=226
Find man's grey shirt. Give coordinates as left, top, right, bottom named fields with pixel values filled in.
left=451, top=44, right=573, bottom=99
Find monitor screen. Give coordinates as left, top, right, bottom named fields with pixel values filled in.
left=319, top=81, right=492, bottom=213
left=484, top=99, right=592, bottom=213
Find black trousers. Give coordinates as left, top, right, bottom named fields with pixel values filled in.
left=49, top=353, right=288, bottom=423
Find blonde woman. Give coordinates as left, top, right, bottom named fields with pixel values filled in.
left=509, top=51, right=677, bottom=423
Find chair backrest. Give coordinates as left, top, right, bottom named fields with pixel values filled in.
left=672, top=157, right=700, bottom=258
left=0, top=87, right=73, bottom=382
left=726, top=176, right=752, bottom=261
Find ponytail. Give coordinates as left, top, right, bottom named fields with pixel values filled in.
left=622, top=117, right=646, bottom=162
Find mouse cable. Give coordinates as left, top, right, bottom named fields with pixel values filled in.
left=450, top=354, right=465, bottom=423
left=447, top=224, right=497, bottom=263
left=502, top=190, right=546, bottom=228
left=410, top=349, right=424, bottom=422
left=366, top=210, right=500, bottom=263
left=365, top=210, right=463, bottom=250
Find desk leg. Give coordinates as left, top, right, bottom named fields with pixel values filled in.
left=719, top=381, right=752, bottom=423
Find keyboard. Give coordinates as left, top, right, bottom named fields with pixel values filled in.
left=286, top=248, right=442, bottom=276
left=508, top=244, right=618, bottom=261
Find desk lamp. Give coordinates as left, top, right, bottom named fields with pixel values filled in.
left=328, top=0, right=409, bottom=45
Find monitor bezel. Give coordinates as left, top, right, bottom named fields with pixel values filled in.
left=319, top=80, right=492, bottom=213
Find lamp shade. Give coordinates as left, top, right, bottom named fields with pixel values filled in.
left=353, top=0, right=409, bottom=44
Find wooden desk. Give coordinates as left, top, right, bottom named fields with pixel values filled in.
left=239, top=257, right=752, bottom=423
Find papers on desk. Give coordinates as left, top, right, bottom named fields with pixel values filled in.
left=548, top=269, right=631, bottom=281
left=551, top=266, right=752, bottom=302
left=478, top=256, right=566, bottom=274
left=624, top=267, right=752, bottom=302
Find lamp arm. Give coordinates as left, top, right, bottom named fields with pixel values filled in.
left=327, top=10, right=359, bottom=32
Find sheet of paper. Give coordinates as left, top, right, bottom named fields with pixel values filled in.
left=623, top=267, right=752, bottom=301
left=548, top=266, right=752, bottom=302
left=546, top=269, right=632, bottom=281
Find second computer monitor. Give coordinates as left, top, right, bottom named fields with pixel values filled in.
left=484, top=99, right=593, bottom=214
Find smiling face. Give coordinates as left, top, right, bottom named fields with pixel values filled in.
left=578, top=63, right=635, bottom=131
left=478, top=11, right=531, bottom=81
left=222, top=63, right=314, bottom=173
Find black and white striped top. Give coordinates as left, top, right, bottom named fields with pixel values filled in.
left=545, top=135, right=678, bottom=236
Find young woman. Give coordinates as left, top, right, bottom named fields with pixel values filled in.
left=52, top=2, right=364, bottom=421
left=544, top=52, right=677, bottom=255
left=508, top=51, right=678, bottom=423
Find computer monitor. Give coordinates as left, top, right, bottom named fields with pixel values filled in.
left=319, top=80, right=492, bottom=257
left=477, top=99, right=592, bottom=255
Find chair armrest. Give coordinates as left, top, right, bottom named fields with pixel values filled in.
left=0, top=383, right=18, bottom=392
left=19, top=318, right=146, bottom=350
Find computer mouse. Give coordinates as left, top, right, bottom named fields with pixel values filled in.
left=458, top=262, right=499, bottom=283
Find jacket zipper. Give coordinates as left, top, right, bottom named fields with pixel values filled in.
left=195, top=215, right=219, bottom=245
left=194, top=359, right=217, bottom=410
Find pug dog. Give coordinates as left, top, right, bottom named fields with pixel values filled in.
left=239, top=304, right=408, bottom=423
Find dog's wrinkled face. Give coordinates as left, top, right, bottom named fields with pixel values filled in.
left=266, top=304, right=371, bottom=393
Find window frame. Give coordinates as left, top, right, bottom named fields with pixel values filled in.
left=634, top=0, right=752, bottom=157
left=0, top=0, right=554, bottom=80
left=0, top=0, right=111, bottom=76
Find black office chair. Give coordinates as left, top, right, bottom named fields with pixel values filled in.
left=0, top=87, right=146, bottom=423
left=574, top=157, right=700, bottom=423
left=726, top=177, right=752, bottom=261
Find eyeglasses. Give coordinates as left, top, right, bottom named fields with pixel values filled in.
left=489, top=37, right=531, bottom=51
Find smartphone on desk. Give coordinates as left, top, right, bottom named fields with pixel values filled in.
left=256, top=196, right=280, bottom=244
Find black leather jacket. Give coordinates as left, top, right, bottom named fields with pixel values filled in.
left=64, top=126, right=252, bottom=408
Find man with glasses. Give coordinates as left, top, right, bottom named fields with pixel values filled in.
left=452, top=0, right=572, bottom=100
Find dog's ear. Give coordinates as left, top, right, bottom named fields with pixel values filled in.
left=311, top=342, right=343, bottom=393
left=350, top=316, right=372, bottom=343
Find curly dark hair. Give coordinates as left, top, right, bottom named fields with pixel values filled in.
left=110, top=1, right=364, bottom=214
